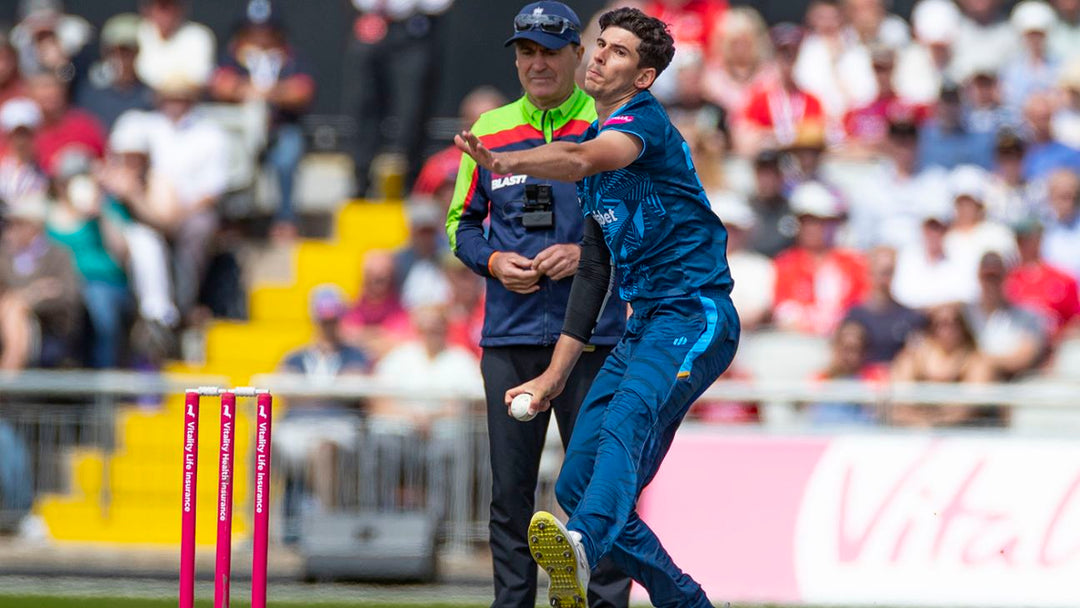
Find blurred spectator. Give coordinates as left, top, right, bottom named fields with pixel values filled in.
left=441, top=254, right=484, bottom=357
left=773, top=181, right=868, bottom=335
left=346, top=0, right=453, bottom=197
left=737, top=24, right=825, bottom=154
left=1001, top=1, right=1061, bottom=115
left=1050, top=0, right=1080, bottom=58
left=890, top=302, right=996, bottom=427
left=1005, top=218, right=1080, bottom=341
left=943, top=165, right=1018, bottom=280
left=984, top=129, right=1040, bottom=225
left=841, top=46, right=929, bottom=155
left=917, top=82, right=996, bottom=171
left=0, top=418, right=33, bottom=532
left=1041, top=168, right=1080, bottom=281
left=211, top=1, right=316, bottom=241
left=966, top=251, right=1048, bottom=379
left=894, top=0, right=962, bottom=105
left=275, top=284, right=371, bottom=542
left=961, top=59, right=1017, bottom=136
left=1022, top=92, right=1080, bottom=180
left=1053, top=59, right=1080, bottom=149
left=75, top=14, right=153, bottom=131
left=843, top=116, right=948, bottom=250
left=141, top=76, right=229, bottom=320
left=28, top=71, right=106, bottom=176
left=9, top=0, right=92, bottom=84
left=893, top=197, right=978, bottom=308
left=953, top=0, right=1017, bottom=80
left=782, top=123, right=832, bottom=190
left=372, top=303, right=480, bottom=434
left=0, top=196, right=79, bottom=370
left=806, top=319, right=886, bottom=425
left=747, top=148, right=796, bottom=257
left=340, top=249, right=411, bottom=358
left=136, top=0, right=216, bottom=90
left=701, top=7, right=777, bottom=124
left=646, top=0, right=726, bottom=63
left=0, top=37, right=26, bottom=109
left=711, top=191, right=774, bottom=330
left=644, top=0, right=728, bottom=102
left=45, top=151, right=132, bottom=369
left=842, top=0, right=910, bottom=49
left=795, top=0, right=874, bottom=120
left=0, top=98, right=48, bottom=208
left=97, top=111, right=180, bottom=362
left=412, top=86, right=506, bottom=208
left=371, top=303, right=481, bottom=515
left=844, top=246, right=927, bottom=363
left=665, top=57, right=725, bottom=152
left=395, top=201, right=450, bottom=310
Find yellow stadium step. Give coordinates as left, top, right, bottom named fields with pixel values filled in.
left=336, top=200, right=408, bottom=248
left=36, top=201, right=410, bottom=546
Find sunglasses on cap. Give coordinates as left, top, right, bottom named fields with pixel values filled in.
left=514, top=13, right=578, bottom=35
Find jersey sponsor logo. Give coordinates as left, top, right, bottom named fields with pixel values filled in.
left=491, top=174, right=528, bottom=190
left=591, top=208, right=618, bottom=226
left=603, top=115, right=634, bottom=126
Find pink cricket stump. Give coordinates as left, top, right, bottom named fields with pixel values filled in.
left=251, top=392, right=273, bottom=608
left=214, top=391, right=237, bottom=608
left=179, top=390, right=200, bottom=608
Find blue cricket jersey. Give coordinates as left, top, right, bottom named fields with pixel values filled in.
left=578, top=90, right=733, bottom=303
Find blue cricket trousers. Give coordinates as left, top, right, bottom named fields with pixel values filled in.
left=555, top=290, right=740, bottom=608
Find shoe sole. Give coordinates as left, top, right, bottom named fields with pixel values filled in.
left=528, top=512, right=587, bottom=608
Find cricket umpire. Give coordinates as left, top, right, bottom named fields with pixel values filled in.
left=444, top=2, right=629, bottom=606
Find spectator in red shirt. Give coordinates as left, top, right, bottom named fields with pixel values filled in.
left=27, top=71, right=105, bottom=176
left=773, top=181, right=869, bottom=335
left=645, top=0, right=727, bottom=63
left=701, top=6, right=777, bottom=124
left=736, top=23, right=826, bottom=155
left=340, top=249, right=411, bottom=360
left=1005, top=218, right=1080, bottom=341
left=442, top=253, right=484, bottom=358
left=842, top=45, right=929, bottom=156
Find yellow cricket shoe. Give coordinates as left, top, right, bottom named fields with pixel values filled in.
left=528, top=511, right=590, bottom=608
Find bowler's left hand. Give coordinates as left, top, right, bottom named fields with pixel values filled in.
left=455, top=131, right=507, bottom=173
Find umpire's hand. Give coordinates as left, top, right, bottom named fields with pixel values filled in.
left=490, top=251, right=541, bottom=294
left=532, top=244, right=580, bottom=281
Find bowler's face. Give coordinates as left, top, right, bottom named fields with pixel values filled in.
left=584, top=26, right=649, bottom=99
left=515, top=40, right=580, bottom=106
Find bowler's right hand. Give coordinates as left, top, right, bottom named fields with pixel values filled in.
left=490, top=251, right=540, bottom=294
left=505, top=371, right=565, bottom=416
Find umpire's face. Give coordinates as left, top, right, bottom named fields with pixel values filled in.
left=515, top=39, right=583, bottom=108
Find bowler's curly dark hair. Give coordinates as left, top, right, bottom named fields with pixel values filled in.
left=597, top=7, right=676, bottom=76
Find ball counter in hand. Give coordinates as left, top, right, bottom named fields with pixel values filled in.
left=510, top=393, right=536, bottom=421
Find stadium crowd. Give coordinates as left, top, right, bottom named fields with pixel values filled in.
left=0, top=0, right=1077, bottom=433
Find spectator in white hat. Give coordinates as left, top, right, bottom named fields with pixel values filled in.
left=894, top=0, right=963, bottom=105
left=9, top=0, right=93, bottom=83
left=942, top=164, right=1018, bottom=293
left=773, top=181, right=869, bottom=335
left=952, top=0, right=1019, bottom=84
left=98, top=110, right=181, bottom=356
left=1001, top=0, right=1061, bottom=114
left=892, top=194, right=978, bottom=308
left=710, top=190, right=775, bottom=331
left=0, top=98, right=48, bottom=213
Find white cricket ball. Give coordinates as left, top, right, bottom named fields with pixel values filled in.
left=510, top=393, right=537, bottom=421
